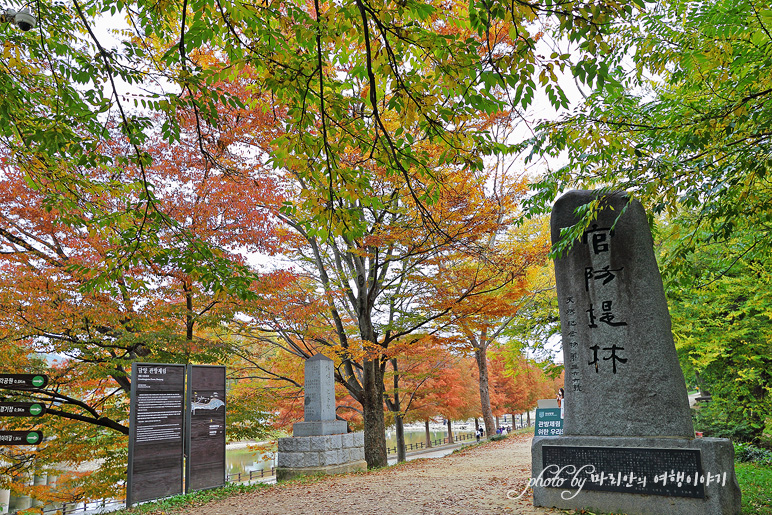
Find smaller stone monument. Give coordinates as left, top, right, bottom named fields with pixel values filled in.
left=276, top=354, right=367, bottom=480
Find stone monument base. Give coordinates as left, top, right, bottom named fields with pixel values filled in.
left=277, top=432, right=366, bottom=481
left=531, top=435, right=741, bottom=515
left=276, top=460, right=368, bottom=481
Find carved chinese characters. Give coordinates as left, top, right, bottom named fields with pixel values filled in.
left=532, top=191, right=741, bottom=515
left=551, top=191, right=693, bottom=438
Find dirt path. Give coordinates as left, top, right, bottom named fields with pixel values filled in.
left=176, top=434, right=561, bottom=515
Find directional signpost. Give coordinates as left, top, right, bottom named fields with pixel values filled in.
left=0, top=430, right=43, bottom=445
left=0, top=402, right=46, bottom=417
left=0, top=374, right=47, bottom=390
left=0, top=374, right=48, bottom=445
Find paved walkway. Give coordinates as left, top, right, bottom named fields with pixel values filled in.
left=386, top=438, right=480, bottom=465
left=171, top=433, right=558, bottom=515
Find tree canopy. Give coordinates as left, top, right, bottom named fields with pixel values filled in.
left=527, top=0, right=772, bottom=443
left=14, top=0, right=771, bottom=505
left=528, top=0, right=772, bottom=274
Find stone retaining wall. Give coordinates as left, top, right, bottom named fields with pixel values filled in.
left=276, top=432, right=366, bottom=479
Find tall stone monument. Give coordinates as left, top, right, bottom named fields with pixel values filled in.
left=532, top=191, right=741, bottom=514
left=276, top=354, right=366, bottom=480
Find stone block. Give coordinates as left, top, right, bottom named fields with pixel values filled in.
left=309, top=434, right=342, bottom=451
left=353, top=431, right=364, bottom=447
left=352, top=446, right=365, bottom=462
left=278, top=436, right=312, bottom=452
left=277, top=437, right=292, bottom=453
left=531, top=435, right=741, bottom=515
left=341, top=432, right=354, bottom=448
left=302, top=451, right=320, bottom=468
left=551, top=191, right=693, bottom=437
left=303, top=354, right=336, bottom=422
left=277, top=451, right=302, bottom=468
left=320, top=450, right=342, bottom=466
left=276, top=460, right=368, bottom=481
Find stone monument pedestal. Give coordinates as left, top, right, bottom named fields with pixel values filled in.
left=276, top=354, right=367, bottom=481
left=532, top=436, right=741, bottom=515
left=276, top=432, right=367, bottom=481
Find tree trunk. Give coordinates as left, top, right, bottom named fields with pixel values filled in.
left=387, top=357, right=406, bottom=463
left=446, top=418, right=454, bottom=444
left=526, top=409, right=531, bottom=427
left=362, top=357, right=387, bottom=468
left=474, top=346, right=496, bottom=436
left=395, top=413, right=406, bottom=463
left=425, top=419, right=432, bottom=448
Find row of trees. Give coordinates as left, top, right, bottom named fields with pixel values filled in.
left=1, top=0, right=569, bottom=502
left=4, top=0, right=770, bottom=506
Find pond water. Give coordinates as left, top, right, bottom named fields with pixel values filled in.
left=227, top=445, right=278, bottom=477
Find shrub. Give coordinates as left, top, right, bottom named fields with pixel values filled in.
left=734, top=442, right=772, bottom=466
left=692, top=405, right=760, bottom=443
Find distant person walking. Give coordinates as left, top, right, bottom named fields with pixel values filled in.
left=556, top=387, right=565, bottom=419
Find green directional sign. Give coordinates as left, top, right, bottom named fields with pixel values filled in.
left=0, top=430, right=44, bottom=445
left=0, top=402, right=47, bottom=417
left=535, top=408, right=564, bottom=437
left=0, top=374, right=48, bottom=390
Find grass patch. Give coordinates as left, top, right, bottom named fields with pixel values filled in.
left=110, top=482, right=269, bottom=514
left=736, top=461, right=772, bottom=514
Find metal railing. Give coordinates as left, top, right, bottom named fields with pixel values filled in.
left=226, top=467, right=276, bottom=484
left=386, top=431, right=477, bottom=455
left=385, top=421, right=535, bottom=455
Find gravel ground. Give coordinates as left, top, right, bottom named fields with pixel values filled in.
left=175, top=434, right=561, bottom=515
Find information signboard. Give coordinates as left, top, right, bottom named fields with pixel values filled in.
left=535, top=408, right=564, bottom=436
left=186, top=365, right=226, bottom=493
left=127, top=363, right=185, bottom=506
left=542, top=446, right=705, bottom=498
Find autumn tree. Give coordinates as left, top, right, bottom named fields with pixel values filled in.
left=488, top=349, right=559, bottom=423
left=2, top=0, right=648, bottom=294
left=0, top=97, right=282, bottom=501
left=381, top=336, right=478, bottom=462
left=527, top=0, right=772, bottom=271
left=523, top=0, right=772, bottom=440
left=2, top=0, right=654, bottom=490
left=229, top=148, right=522, bottom=467
left=427, top=212, right=550, bottom=436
